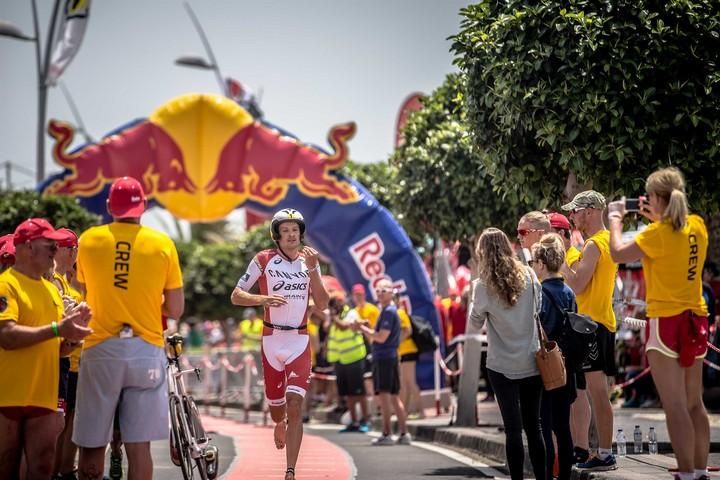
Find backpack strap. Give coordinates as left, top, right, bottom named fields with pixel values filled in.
left=541, top=285, right=574, bottom=316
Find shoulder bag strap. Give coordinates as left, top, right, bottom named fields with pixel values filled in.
left=529, top=269, right=549, bottom=346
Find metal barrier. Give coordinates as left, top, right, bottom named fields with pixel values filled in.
left=181, top=348, right=265, bottom=420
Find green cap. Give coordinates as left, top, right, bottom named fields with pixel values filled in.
left=561, top=190, right=606, bottom=211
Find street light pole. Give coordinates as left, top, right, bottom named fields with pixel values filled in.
left=182, top=2, right=227, bottom=96
left=1, top=0, right=62, bottom=184
left=34, top=0, right=62, bottom=184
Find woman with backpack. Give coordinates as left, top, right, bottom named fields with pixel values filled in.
left=531, top=233, right=577, bottom=480
left=468, top=228, right=546, bottom=480
left=608, top=167, right=710, bottom=480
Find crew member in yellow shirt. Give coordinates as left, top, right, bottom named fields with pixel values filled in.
left=73, top=177, right=184, bottom=479
left=608, top=167, right=710, bottom=480
left=49, top=228, right=86, bottom=479
left=560, top=191, right=619, bottom=470
left=0, top=219, right=91, bottom=479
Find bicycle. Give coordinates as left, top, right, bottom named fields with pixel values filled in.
left=166, top=334, right=219, bottom=480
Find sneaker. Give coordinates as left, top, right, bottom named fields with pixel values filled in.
left=358, top=422, right=370, bottom=433
left=396, top=433, right=412, bottom=445
left=109, top=454, right=123, bottom=480
left=573, top=447, right=590, bottom=464
left=339, top=424, right=360, bottom=433
left=576, top=454, right=617, bottom=471
left=372, top=434, right=395, bottom=446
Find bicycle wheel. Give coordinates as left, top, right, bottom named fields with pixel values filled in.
left=170, top=396, right=194, bottom=479
left=185, top=396, right=209, bottom=480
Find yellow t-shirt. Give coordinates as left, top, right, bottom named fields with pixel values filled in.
left=635, top=215, right=708, bottom=318
left=0, top=269, right=63, bottom=410
left=307, top=321, right=319, bottom=367
left=77, top=223, right=183, bottom=349
left=575, top=230, right=618, bottom=331
left=356, top=302, right=381, bottom=329
left=397, top=308, right=418, bottom=356
left=51, top=272, right=85, bottom=372
left=566, top=245, right=581, bottom=267
left=238, top=318, right=263, bottom=351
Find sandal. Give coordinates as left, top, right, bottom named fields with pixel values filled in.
left=285, top=466, right=295, bottom=479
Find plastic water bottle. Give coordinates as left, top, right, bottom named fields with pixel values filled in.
left=648, top=427, right=658, bottom=455
left=616, top=429, right=627, bottom=456
left=633, top=425, right=643, bottom=454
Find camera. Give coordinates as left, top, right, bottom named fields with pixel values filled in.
left=624, top=198, right=641, bottom=213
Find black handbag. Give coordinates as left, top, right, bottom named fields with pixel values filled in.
left=542, top=288, right=598, bottom=369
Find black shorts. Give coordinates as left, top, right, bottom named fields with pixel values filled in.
left=400, top=352, right=419, bottom=363
left=335, top=359, right=366, bottom=397
left=575, top=369, right=587, bottom=390
left=66, top=371, right=79, bottom=410
left=58, top=357, right=70, bottom=401
left=372, top=356, right=400, bottom=395
left=582, top=323, right=617, bottom=376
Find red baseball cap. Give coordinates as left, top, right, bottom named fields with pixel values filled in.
left=55, top=228, right=78, bottom=248
left=107, top=176, right=146, bottom=218
left=0, top=234, right=15, bottom=263
left=13, top=218, right=66, bottom=245
left=547, top=212, right=571, bottom=231
left=351, top=283, right=366, bottom=295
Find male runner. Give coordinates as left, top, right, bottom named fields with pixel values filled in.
left=231, top=208, right=329, bottom=480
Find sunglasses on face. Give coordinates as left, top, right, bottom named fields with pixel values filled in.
left=517, top=228, right=542, bottom=237
left=375, top=288, right=393, bottom=294
left=571, top=207, right=587, bottom=215
left=33, top=242, right=58, bottom=253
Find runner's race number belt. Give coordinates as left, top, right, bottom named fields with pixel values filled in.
left=263, top=321, right=307, bottom=331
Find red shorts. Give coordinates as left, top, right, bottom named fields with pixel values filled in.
left=645, top=311, right=708, bottom=367
left=261, top=331, right=311, bottom=406
left=0, top=406, right=55, bottom=422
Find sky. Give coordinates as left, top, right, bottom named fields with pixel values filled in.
left=0, top=0, right=470, bottom=190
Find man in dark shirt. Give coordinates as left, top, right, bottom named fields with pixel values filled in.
left=355, top=279, right=410, bottom=445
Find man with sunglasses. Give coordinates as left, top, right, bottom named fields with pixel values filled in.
left=354, top=279, right=411, bottom=445
left=0, top=219, right=91, bottom=479
left=560, top=190, right=619, bottom=471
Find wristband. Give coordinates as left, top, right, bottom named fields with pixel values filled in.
left=608, top=214, right=623, bottom=221
left=307, top=265, right=319, bottom=273
left=51, top=321, right=59, bottom=337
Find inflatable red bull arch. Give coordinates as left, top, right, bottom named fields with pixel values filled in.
left=40, top=93, right=442, bottom=387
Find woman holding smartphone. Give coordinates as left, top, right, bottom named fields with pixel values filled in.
left=607, top=167, right=710, bottom=480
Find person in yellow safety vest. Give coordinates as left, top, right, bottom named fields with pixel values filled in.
left=237, top=308, right=263, bottom=351
left=326, top=296, right=370, bottom=433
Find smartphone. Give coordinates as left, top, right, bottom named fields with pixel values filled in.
left=624, top=198, right=641, bottom=213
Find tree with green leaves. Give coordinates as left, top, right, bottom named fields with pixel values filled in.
left=390, top=73, right=526, bottom=242
left=452, top=0, right=720, bottom=212
left=341, top=159, right=431, bottom=246
left=0, top=191, right=100, bottom=234
left=178, top=222, right=271, bottom=321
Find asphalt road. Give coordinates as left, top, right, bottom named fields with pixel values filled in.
left=102, top=431, right=234, bottom=480
left=307, top=423, right=508, bottom=480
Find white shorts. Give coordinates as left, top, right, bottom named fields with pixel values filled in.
left=73, top=337, right=168, bottom=447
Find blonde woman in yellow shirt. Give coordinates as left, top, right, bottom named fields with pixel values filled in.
left=608, top=167, right=709, bottom=480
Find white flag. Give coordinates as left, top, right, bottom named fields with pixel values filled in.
left=46, top=0, right=91, bottom=86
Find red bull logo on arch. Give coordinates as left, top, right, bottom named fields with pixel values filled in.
left=43, top=93, right=359, bottom=221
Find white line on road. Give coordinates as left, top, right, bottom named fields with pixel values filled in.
left=364, top=431, right=509, bottom=479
